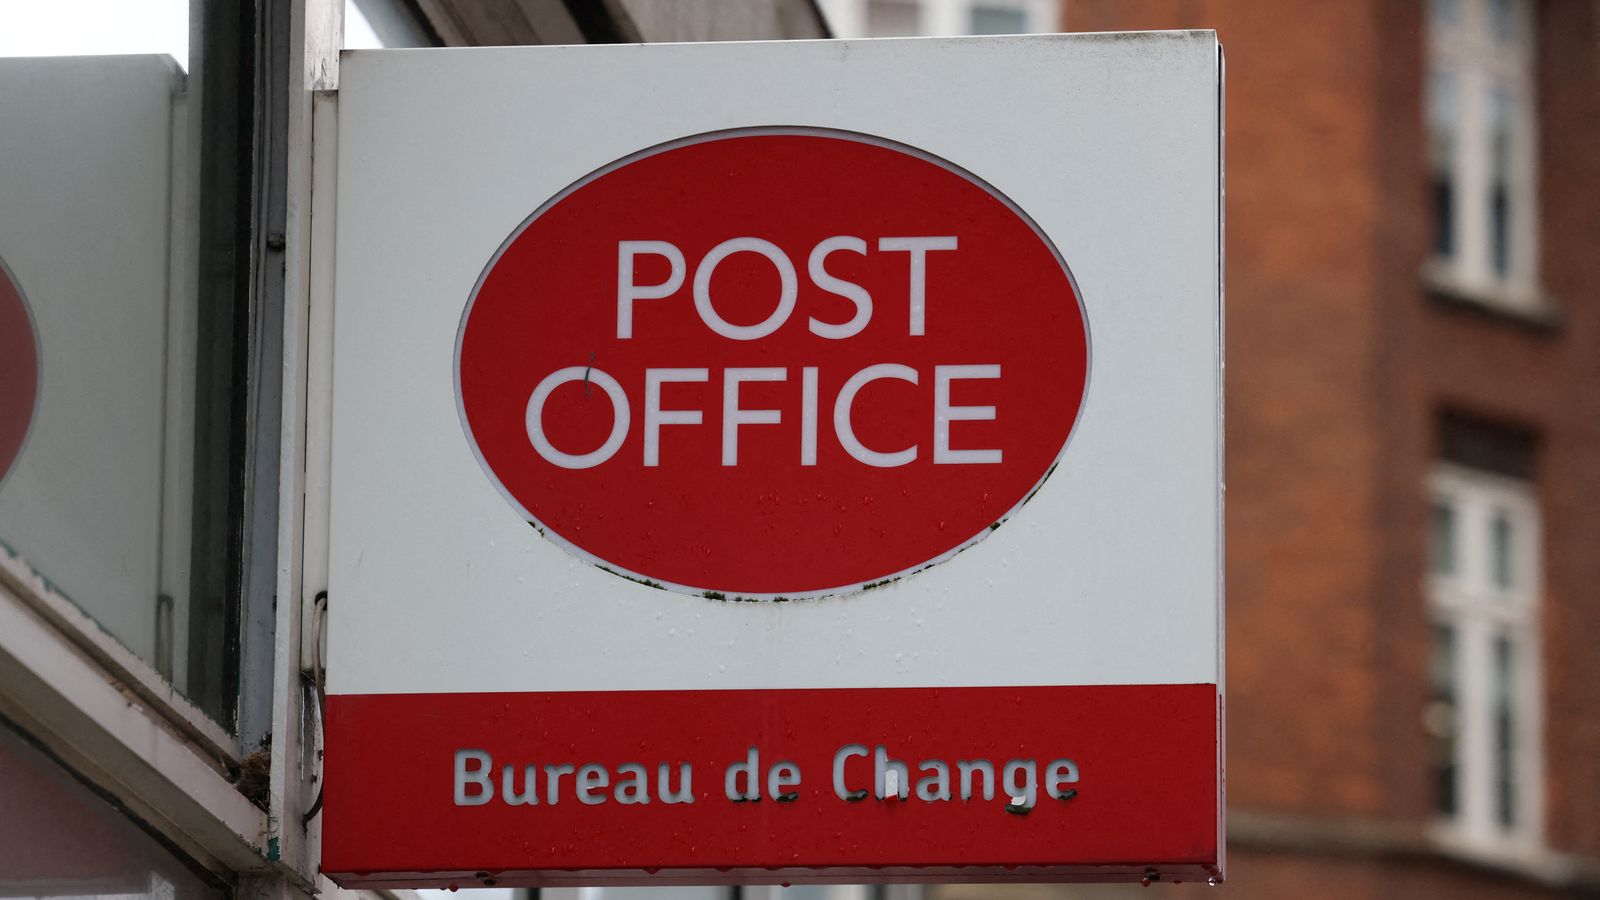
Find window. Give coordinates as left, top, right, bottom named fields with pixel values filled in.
left=1426, top=464, right=1542, bottom=856
left=1425, top=0, right=1540, bottom=309
left=0, top=0, right=273, bottom=737
left=819, top=0, right=1057, bottom=39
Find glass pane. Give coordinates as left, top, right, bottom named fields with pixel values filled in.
left=0, top=0, right=249, bottom=729
left=971, top=5, right=1030, bottom=35
left=865, top=0, right=920, bottom=37
left=1427, top=622, right=1460, bottom=817
left=1493, top=632, right=1517, bottom=828
left=1489, top=87, right=1515, bottom=278
left=1491, top=509, right=1514, bottom=589
left=1427, top=70, right=1458, bottom=260
left=1430, top=500, right=1457, bottom=575
left=0, top=720, right=225, bottom=900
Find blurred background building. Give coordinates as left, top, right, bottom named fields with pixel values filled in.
left=0, top=1, right=1594, bottom=899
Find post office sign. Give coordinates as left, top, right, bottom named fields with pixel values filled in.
left=324, top=31, right=1223, bottom=887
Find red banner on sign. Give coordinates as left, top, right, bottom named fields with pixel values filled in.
left=322, top=684, right=1219, bottom=886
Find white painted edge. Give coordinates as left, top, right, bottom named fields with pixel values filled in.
left=158, top=54, right=200, bottom=695
left=269, top=0, right=342, bottom=883
left=298, top=84, right=340, bottom=876
left=305, top=0, right=341, bottom=91
left=302, top=89, right=338, bottom=681
left=0, top=544, right=240, bottom=763
left=1213, top=39, right=1228, bottom=882
left=0, top=550, right=269, bottom=875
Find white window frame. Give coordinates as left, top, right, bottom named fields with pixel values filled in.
left=1424, top=0, right=1542, bottom=311
left=819, top=0, right=1058, bottom=39
left=1426, top=464, right=1543, bottom=862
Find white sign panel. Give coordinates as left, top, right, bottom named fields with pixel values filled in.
left=324, top=32, right=1223, bottom=886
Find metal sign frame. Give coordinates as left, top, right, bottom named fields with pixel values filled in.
left=320, top=31, right=1224, bottom=887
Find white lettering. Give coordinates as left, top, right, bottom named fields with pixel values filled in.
left=451, top=752, right=695, bottom=808
left=724, top=746, right=761, bottom=802
left=617, top=241, right=685, bottom=339
left=543, top=764, right=575, bottom=805
left=768, top=761, right=802, bottom=800
left=934, top=364, right=1002, bottom=464
left=834, top=364, right=918, bottom=467
left=694, top=237, right=797, bottom=340
left=807, top=235, right=871, bottom=339
left=832, top=743, right=869, bottom=800
left=525, top=366, right=629, bottom=469
left=614, top=763, right=650, bottom=805
left=454, top=750, right=493, bottom=806
left=916, top=760, right=951, bottom=802
left=576, top=764, right=610, bottom=805
left=658, top=763, right=694, bottom=804
left=874, top=745, right=910, bottom=800
left=643, top=367, right=707, bottom=466
left=1046, top=759, right=1080, bottom=799
left=878, top=236, right=957, bottom=336
left=501, top=765, right=539, bottom=806
left=722, top=367, right=786, bottom=466
left=958, top=759, right=995, bottom=801
left=801, top=366, right=819, bottom=466
left=1003, top=759, right=1038, bottom=809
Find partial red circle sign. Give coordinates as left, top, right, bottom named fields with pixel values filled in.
left=0, top=257, right=38, bottom=488
left=457, top=128, right=1089, bottom=598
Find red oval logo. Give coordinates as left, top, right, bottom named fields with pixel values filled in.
left=457, top=129, right=1088, bottom=598
left=0, top=257, right=39, bottom=488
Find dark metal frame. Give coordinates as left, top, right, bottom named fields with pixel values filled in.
left=186, top=0, right=288, bottom=751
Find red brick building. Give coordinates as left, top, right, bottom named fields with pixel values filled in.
left=977, top=0, right=1599, bottom=895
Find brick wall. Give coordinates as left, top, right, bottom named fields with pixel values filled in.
left=1526, top=0, right=1600, bottom=861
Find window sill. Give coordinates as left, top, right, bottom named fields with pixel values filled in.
left=1420, top=263, right=1562, bottom=334
left=1427, top=822, right=1598, bottom=889
left=1226, top=810, right=1600, bottom=892
left=0, top=549, right=271, bottom=875
left=0, top=542, right=242, bottom=767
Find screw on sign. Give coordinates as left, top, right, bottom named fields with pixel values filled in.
left=456, top=128, right=1089, bottom=598
left=0, top=257, right=38, bottom=488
